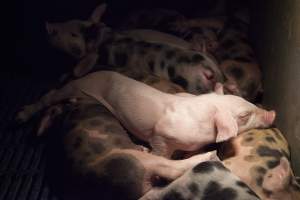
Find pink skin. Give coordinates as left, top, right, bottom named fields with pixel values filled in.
left=16, top=71, right=275, bottom=158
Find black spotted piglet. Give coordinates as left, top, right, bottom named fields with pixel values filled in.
left=140, top=161, right=261, bottom=200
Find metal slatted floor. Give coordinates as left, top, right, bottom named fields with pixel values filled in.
left=0, top=73, right=59, bottom=200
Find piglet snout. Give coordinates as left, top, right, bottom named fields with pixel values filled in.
left=265, top=110, right=276, bottom=125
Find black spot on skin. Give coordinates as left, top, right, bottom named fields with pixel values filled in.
left=188, top=182, right=199, bottom=194
left=104, top=124, right=124, bottom=133
left=148, top=60, right=155, bottom=72
left=256, top=176, right=263, bottom=186
left=160, top=61, right=165, bottom=69
left=202, top=181, right=237, bottom=200
left=192, top=161, right=214, bottom=173
left=167, top=66, right=176, bottom=78
left=89, top=140, right=107, bottom=154
left=265, top=136, right=276, bottom=143
left=165, top=50, right=176, bottom=59
left=73, top=137, right=83, bottom=149
left=255, top=166, right=267, bottom=175
left=217, top=140, right=236, bottom=160
left=267, top=160, right=280, bottom=169
left=163, top=189, right=185, bottom=200
left=256, top=146, right=283, bottom=160
left=171, top=76, right=188, bottom=89
left=236, top=181, right=248, bottom=188
left=114, top=52, right=128, bottom=67
left=271, top=128, right=284, bottom=141
left=230, top=67, right=244, bottom=80
left=203, top=181, right=221, bottom=197
left=191, top=54, right=204, bottom=63
left=99, top=154, right=145, bottom=200
left=244, top=137, right=254, bottom=142
left=177, top=56, right=191, bottom=63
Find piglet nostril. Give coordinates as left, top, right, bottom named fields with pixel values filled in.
left=265, top=110, right=276, bottom=124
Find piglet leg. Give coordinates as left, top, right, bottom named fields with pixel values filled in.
left=73, top=52, right=99, bottom=77
left=152, top=150, right=219, bottom=181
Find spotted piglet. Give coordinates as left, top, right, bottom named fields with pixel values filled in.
left=46, top=4, right=224, bottom=94
left=218, top=128, right=300, bottom=200
left=140, top=161, right=260, bottom=200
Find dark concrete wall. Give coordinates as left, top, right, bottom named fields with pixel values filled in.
left=251, top=0, right=300, bottom=175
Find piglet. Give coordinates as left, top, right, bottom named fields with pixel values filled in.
left=139, top=161, right=261, bottom=200
left=16, top=71, right=275, bottom=157
left=219, top=128, right=300, bottom=200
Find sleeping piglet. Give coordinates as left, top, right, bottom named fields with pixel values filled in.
left=16, top=71, right=275, bottom=157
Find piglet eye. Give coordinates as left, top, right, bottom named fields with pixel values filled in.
left=237, top=111, right=252, bottom=126
left=239, top=112, right=251, bottom=118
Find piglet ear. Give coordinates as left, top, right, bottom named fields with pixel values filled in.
left=215, top=110, right=238, bottom=142
left=89, top=3, right=107, bottom=23
left=214, top=82, right=224, bottom=95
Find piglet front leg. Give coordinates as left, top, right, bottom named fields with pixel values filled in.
left=73, top=52, right=99, bottom=77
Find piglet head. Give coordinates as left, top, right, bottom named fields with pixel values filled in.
left=46, top=20, right=90, bottom=59
left=261, top=157, right=300, bottom=200
left=45, top=4, right=107, bottom=59
left=217, top=83, right=276, bottom=133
